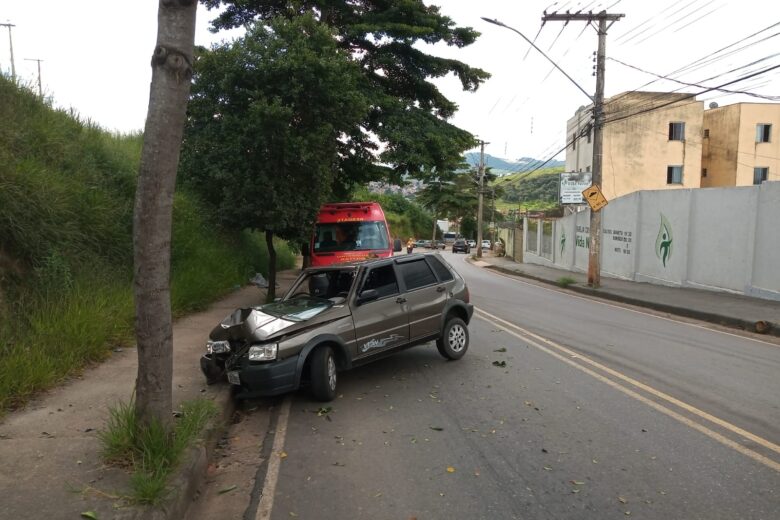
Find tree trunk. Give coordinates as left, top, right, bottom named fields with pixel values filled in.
left=265, top=230, right=277, bottom=303
left=133, top=0, right=197, bottom=429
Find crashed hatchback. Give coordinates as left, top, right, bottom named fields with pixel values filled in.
left=200, top=253, right=473, bottom=401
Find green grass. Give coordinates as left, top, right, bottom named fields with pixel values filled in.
left=100, top=398, right=217, bottom=504
left=557, top=276, right=577, bottom=288
left=0, top=76, right=295, bottom=414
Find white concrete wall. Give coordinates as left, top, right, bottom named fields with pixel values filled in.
left=523, top=182, right=780, bottom=301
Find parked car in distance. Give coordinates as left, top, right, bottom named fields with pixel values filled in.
left=200, top=253, right=473, bottom=402
left=467, top=240, right=476, bottom=248
left=481, top=239, right=492, bottom=250
left=415, top=239, right=430, bottom=248
left=427, top=240, right=446, bottom=250
left=452, top=239, right=471, bottom=254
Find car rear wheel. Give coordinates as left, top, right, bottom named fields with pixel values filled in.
left=436, top=317, right=469, bottom=360
left=310, top=346, right=337, bottom=401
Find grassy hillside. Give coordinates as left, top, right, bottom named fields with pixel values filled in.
left=0, top=77, right=293, bottom=412
left=492, top=166, right=564, bottom=212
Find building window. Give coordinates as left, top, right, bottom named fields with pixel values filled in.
left=669, top=122, right=685, bottom=141
left=703, top=129, right=709, bottom=138
left=754, top=167, right=768, bottom=185
left=756, top=124, right=771, bottom=143
left=667, top=166, right=683, bottom=184
left=702, top=168, right=707, bottom=178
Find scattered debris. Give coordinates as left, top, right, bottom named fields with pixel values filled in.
left=493, top=347, right=507, bottom=353
left=429, top=426, right=444, bottom=432
left=218, top=485, right=237, bottom=495
left=492, top=360, right=507, bottom=368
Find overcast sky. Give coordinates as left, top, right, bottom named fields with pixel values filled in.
left=2, top=1, right=778, bottom=163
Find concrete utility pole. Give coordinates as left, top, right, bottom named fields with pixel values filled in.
left=24, top=58, right=43, bottom=97
left=542, top=10, right=623, bottom=287
left=0, top=22, right=15, bottom=80
left=476, top=140, right=488, bottom=259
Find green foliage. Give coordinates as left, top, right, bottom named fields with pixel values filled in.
left=557, top=276, right=577, bottom=288
left=495, top=166, right=564, bottom=212
left=100, top=398, right=217, bottom=504
left=0, top=77, right=295, bottom=413
left=202, top=0, right=490, bottom=182
left=350, top=187, right=434, bottom=239
left=183, top=15, right=370, bottom=245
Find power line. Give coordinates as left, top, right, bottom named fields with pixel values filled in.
left=608, top=56, right=780, bottom=100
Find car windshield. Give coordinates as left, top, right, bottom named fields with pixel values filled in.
left=260, top=296, right=333, bottom=322
left=286, top=268, right=357, bottom=304
left=314, top=221, right=390, bottom=252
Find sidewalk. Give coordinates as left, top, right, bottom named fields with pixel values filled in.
left=0, top=269, right=300, bottom=520
left=474, top=254, right=780, bottom=337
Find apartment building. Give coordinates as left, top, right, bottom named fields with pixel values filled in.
left=701, top=102, right=780, bottom=187
left=566, top=91, right=704, bottom=200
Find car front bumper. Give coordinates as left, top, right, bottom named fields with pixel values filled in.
left=200, top=354, right=299, bottom=399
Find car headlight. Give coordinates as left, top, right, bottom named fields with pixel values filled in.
left=206, top=340, right=231, bottom=355
left=248, top=343, right=278, bottom=361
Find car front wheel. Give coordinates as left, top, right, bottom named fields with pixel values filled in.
left=310, top=346, right=337, bottom=401
left=436, top=317, right=469, bottom=360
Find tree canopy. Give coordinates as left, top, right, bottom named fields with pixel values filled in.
left=202, top=0, right=490, bottom=183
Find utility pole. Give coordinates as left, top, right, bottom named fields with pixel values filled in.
left=541, top=10, right=623, bottom=287
left=24, top=58, right=43, bottom=97
left=476, top=140, right=488, bottom=259
left=0, top=22, right=15, bottom=81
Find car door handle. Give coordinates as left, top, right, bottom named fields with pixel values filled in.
left=436, top=286, right=446, bottom=292
left=396, top=297, right=407, bottom=304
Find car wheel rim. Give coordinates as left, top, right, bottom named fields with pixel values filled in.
left=448, top=324, right=466, bottom=352
left=327, top=355, right=337, bottom=390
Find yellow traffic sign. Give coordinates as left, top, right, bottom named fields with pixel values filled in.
left=582, top=184, right=608, bottom=211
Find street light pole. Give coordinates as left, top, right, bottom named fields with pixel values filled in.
left=476, top=140, right=487, bottom=259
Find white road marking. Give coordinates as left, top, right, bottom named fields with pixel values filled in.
left=458, top=255, right=779, bottom=348
left=475, top=309, right=780, bottom=473
left=255, top=396, right=292, bottom=520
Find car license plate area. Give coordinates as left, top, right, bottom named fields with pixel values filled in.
left=227, top=371, right=241, bottom=385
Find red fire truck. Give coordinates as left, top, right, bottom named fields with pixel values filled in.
left=309, top=202, right=401, bottom=266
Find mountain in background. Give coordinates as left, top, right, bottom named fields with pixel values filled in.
left=463, top=152, right=564, bottom=175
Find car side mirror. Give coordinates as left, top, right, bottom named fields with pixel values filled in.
left=357, top=289, right=379, bottom=305
left=393, top=238, right=403, bottom=252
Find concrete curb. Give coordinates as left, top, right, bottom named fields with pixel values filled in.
left=481, top=263, right=778, bottom=337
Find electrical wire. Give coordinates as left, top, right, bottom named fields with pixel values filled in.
left=608, top=56, right=780, bottom=100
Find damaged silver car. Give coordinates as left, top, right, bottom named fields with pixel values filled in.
left=200, top=253, right=473, bottom=401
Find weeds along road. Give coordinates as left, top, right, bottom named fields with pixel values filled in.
left=189, top=251, right=780, bottom=520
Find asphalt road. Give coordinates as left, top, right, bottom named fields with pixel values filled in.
left=190, top=251, right=780, bottom=520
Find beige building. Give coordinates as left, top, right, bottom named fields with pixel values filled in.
left=701, top=102, right=780, bottom=187
left=566, top=92, right=704, bottom=200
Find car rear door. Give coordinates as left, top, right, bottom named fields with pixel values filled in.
left=395, top=256, right=448, bottom=341
left=350, top=263, right=409, bottom=360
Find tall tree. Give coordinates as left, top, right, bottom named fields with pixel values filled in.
left=201, top=0, right=490, bottom=184
left=134, top=0, right=198, bottom=428
left=181, top=15, right=370, bottom=298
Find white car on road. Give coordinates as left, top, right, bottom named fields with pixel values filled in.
left=481, top=240, right=491, bottom=250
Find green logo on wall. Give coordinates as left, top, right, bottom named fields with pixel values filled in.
left=655, top=214, right=673, bottom=267
left=560, top=230, right=566, bottom=255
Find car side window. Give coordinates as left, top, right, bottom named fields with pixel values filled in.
left=361, top=264, right=399, bottom=299
left=426, top=255, right=454, bottom=282
left=398, top=259, right=437, bottom=290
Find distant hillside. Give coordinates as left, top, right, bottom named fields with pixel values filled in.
left=463, top=152, right=564, bottom=175
left=492, top=165, right=565, bottom=212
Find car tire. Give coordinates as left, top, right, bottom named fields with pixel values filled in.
left=436, top=317, right=469, bottom=360
left=310, top=346, right=337, bottom=401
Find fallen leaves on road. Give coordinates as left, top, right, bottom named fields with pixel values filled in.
left=218, top=485, right=237, bottom=494
left=81, top=512, right=98, bottom=520
left=446, top=466, right=456, bottom=473
left=570, top=480, right=585, bottom=485
left=315, top=406, right=333, bottom=417
left=494, top=347, right=507, bottom=352
left=618, top=496, right=628, bottom=504
left=280, top=451, right=288, bottom=459
left=492, top=361, right=507, bottom=368
left=429, top=426, right=444, bottom=432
